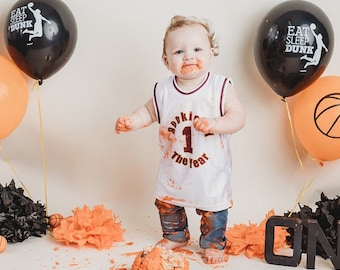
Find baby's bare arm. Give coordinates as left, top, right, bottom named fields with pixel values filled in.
left=115, top=98, right=156, bottom=134
left=193, top=84, right=246, bottom=134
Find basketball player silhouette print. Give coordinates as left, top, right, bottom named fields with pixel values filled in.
left=22, top=2, right=51, bottom=43
left=300, top=23, right=328, bottom=70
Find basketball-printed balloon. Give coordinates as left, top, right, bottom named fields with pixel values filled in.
left=293, top=76, right=340, bottom=161
left=49, top=213, right=63, bottom=229
left=315, top=93, right=340, bottom=138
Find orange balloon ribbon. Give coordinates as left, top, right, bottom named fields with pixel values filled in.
left=282, top=97, right=322, bottom=216
left=282, top=98, right=305, bottom=172
left=0, top=55, right=29, bottom=141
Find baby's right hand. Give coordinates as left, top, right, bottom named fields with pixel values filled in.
left=115, top=116, right=133, bottom=134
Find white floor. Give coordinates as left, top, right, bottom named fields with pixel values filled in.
left=0, top=215, right=334, bottom=270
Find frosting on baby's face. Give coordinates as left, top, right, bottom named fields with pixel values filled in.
left=163, top=24, right=214, bottom=87
left=180, top=59, right=202, bottom=75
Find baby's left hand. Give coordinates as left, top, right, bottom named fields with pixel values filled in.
left=193, top=117, right=216, bottom=134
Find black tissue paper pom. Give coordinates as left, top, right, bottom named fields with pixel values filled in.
left=284, top=193, right=340, bottom=259
left=0, top=180, right=48, bottom=243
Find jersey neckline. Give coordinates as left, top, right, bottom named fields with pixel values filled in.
left=173, top=72, right=210, bottom=95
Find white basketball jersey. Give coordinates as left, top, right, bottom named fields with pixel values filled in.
left=153, top=72, right=233, bottom=212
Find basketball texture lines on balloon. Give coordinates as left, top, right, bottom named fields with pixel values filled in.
left=314, top=93, right=340, bottom=139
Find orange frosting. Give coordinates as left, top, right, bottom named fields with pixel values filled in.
left=131, top=246, right=189, bottom=270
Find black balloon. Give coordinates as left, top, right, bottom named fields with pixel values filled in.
left=5, top=0, right=77, bottom=83
left=254, top=1, right=334, bottom=97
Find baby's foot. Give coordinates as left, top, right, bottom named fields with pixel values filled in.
left=203, top=248, right=226, bottom=264
left=156, top=238, right=188, bottom=249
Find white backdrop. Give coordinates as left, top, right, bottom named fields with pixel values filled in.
left=0, top=1, right=339, bottom=269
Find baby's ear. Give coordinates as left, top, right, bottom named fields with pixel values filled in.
left=162, top=54, right=169, bottom=67
left=209, top=48, right=215, bottom=64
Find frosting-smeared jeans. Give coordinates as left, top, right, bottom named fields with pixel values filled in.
left=155, top=199, right=228, bottom=250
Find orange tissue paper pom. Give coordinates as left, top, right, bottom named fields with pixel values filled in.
left=51, top=205, right=125, bottom=249
left=226, top=209, right=288, bottom=259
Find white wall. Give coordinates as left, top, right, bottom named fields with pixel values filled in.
left=0, top=0, right=339, bottom=231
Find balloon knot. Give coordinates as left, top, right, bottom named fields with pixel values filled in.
left=38, top=78, right=43, bottom=86
left=281, top=97, right=286, bottom=102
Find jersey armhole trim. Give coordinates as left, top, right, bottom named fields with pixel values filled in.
left=220, top=78, right=232, bottom=116
left=153, top=82, right=161, bottom=123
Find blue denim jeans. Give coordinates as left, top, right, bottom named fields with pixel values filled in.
left=155, top=199, right=228, bottom=250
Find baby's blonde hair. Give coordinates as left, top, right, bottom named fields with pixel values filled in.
left=162, top=15, right=220, bottom=57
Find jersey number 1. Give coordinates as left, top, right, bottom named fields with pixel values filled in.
left=182, top=126, right=193, bottom=153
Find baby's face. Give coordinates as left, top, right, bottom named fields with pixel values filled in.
left=163, top=24, right=214, bottom=81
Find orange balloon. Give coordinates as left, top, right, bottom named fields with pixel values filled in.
left=293, top=76, right=340, bottom=161
left=0, top=55, right=28, bottom=140
left=0, top=235, right=7, bottom=253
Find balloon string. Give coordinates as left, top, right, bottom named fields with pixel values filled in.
left=281, top=98, right=324, bottom=216
left=282, top=98, right=305, bottom=172
left=301, top=148, right=325, bottom=167
left=5, top=156, right=33, bottom=199
left=288, top=172, right=319, bottom=217
left=34, top=81, right=49, bottom=216
left=0, top=144, right=33, bottom=199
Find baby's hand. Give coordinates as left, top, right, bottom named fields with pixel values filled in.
left=193, top=117, right=216, bottom=134
left=115, top=116, right=133, bottom=134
